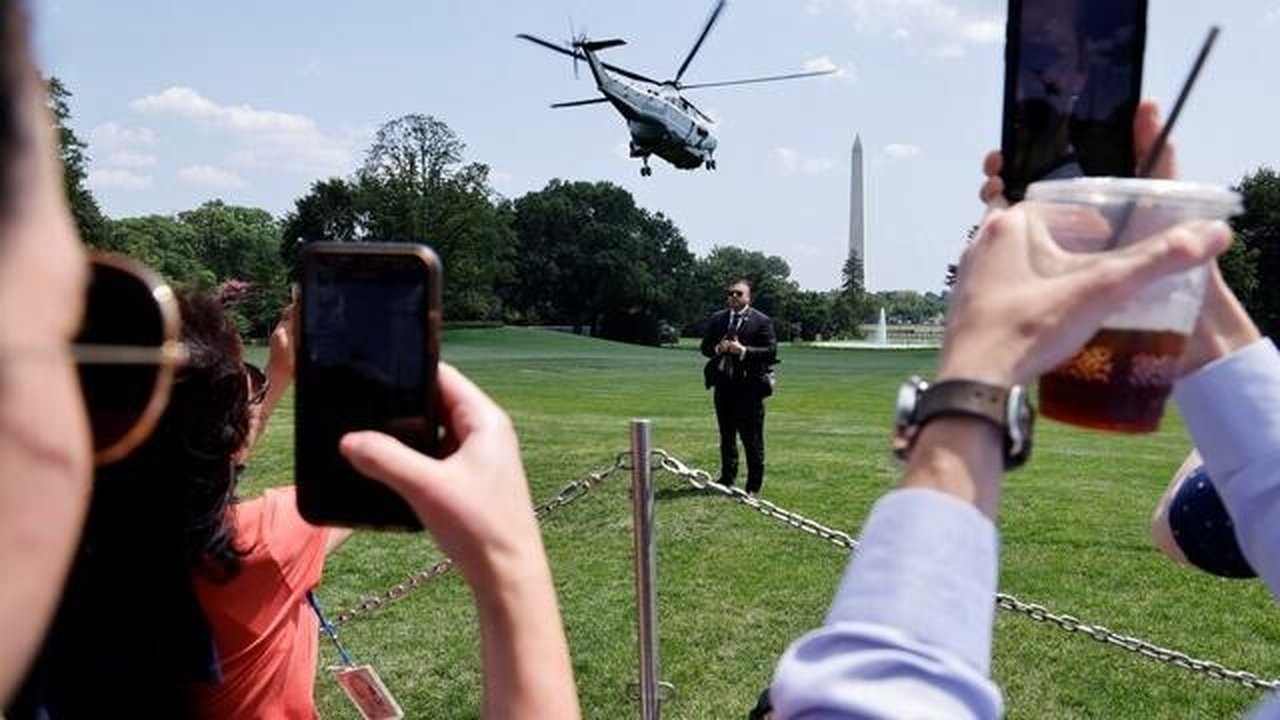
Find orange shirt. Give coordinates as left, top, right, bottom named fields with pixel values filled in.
left=193, top=487, right=332, bottom=719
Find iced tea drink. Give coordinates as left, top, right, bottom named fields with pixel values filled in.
left=1039, top=328, right=1185, bottom=433
left=1025, top=178, right=1242, bottom=433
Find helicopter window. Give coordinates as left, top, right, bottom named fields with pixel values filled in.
left=696, top=126, right=708, bottom=136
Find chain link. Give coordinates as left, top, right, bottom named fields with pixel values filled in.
left=653, top=449, right=858, bottom=551
left=994, top=594, right=1280, bottom=690
left=651, top=449, right=1280, bottom=692
left=330, top=452, right=630, bottom=627
left=330, top=447, right=1280, bottom=691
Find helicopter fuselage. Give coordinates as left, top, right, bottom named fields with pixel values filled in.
left=582, top=49, right=717, bottom=172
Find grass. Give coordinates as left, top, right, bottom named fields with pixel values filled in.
left=243, top=327, right=1279, bottom=718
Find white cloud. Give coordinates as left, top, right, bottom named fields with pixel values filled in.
left=836, top=0, right=1002, bottom=58
left=178, top=165, right=246, bottom=189
left=104, top=151, right=157, bottom=168
left=88, top=169, right=153, bottom=191
left=804, top=55, right=858, bottom=82
left=776, top=147, right=800, bottom=173
left=130, top=86, right=353, bottom=175
left=89, top=122, right=156, bottom=151
left=776, top=147, right=837, bottom=175
left=1266, top=6, right=1280, bottom=25
left=884, top=143, right=922, bottom=159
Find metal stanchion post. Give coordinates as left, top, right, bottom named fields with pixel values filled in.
left=630, top=418, right=664, bottom=719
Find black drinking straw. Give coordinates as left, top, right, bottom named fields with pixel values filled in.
left=1104, top=26, right=1220, bottom=250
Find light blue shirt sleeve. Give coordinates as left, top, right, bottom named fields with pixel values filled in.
left=1172, top=339, right=1280, bottom=720
left=771, top=488, right=1003, bottom=719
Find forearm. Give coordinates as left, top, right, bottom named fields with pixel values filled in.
left=472, top=548, right=580, bottom=719
left=772, top=417, right=1005, bottom=717
left=1174, top=339, right=1280, bottom=597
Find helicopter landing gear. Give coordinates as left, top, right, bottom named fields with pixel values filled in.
left=705, top=158, right=717, bottom=170
left=640, top=158, right=652, bottom=177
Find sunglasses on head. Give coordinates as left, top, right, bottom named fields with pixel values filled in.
left=73, top=253, right=187, bottom=465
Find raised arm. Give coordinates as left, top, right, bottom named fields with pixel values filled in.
left=340, top=363, right=579, bottom=719
left=772, top=204, right=1230, bottom=718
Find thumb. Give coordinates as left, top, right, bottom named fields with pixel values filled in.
left=340, top=431, right=444, bottom=504
left=1078, top=220, right=1231, bottom=302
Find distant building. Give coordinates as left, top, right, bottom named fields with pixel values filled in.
left=848, top=134, right=866, bottom=286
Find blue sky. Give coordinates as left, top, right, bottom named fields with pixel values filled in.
left=33, top=1, right=1280, bottom=291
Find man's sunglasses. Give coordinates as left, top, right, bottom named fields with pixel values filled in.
left=726, top=289, right=745, bottom=297
left=73, top=253, right=187, bottom=465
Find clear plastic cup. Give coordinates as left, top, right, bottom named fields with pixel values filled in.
left=1025, top=178, right=1242, bottom=433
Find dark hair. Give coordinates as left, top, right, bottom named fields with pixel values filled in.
left=108, top=287, right=251, bottom=578
left=729, top=278, right=753, bottom=293
left=10, top=289, right=252, bottom=717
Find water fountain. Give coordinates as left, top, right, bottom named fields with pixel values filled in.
left=874, top=307, right=888, bottom=346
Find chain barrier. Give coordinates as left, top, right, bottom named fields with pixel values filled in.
left=331, top=447, right=1280, bottom=691
left=650, top=449, right=1280, bottom=692
left=330, top=452, right=630, bottom=627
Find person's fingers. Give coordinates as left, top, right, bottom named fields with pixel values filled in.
left=982, top=150, right=1002, bottom=177
left=435, top=363, right=509, bottom=442
left=1134, top=100, right=1178, bottom=179
left=1075, top=220, right=1231, bottom=302
left=979, top=151, right=1008, bottom=208
left=979, top=176, right=1006, bottom=207
left=340, top=430, right=444, bottom=503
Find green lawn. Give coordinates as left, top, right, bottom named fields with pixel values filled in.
left=243, top=327, right=1279, bottom=718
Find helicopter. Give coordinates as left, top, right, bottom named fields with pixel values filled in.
left=518, top=0, right=835, bottom=176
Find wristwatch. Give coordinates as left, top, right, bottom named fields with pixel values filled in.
left=892, top=376, right=1034, bottom=469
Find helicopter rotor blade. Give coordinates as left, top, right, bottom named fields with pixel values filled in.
left=674, top=0, right=727, bottom=85
left=516, top=33, right=665, bottom=86
left=550, top=98, right=611, bottom=108
left=516, top=33, right=578, bottom=59
left=678, top=68, right=837, bottom=90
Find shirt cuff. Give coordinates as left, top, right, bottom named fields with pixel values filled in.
left=1173, top=338, right=1280, bottom=483
left=825, top=488, right=999, bottom=674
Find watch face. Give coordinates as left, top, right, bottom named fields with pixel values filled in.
left=1006, top=384, right=1033, bottom=463
left=895, top=377, right=926, bottom=426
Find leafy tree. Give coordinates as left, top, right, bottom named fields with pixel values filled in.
left=179, top=201, right=287, bottom=334
left=47, top=77, right=109, bottom=248
left=1230, top=167, right=1280, bottom=339
left=362, top=114, right=464, bottom=193
left=284, top=116, right=515, bottom=321
left=107, top=216, right=213, bottom=288
left=509, top=180, right=695, bottom=342
left=830, top=253, right=872, bottom=338
left=280, top=178, right=364, bottom=270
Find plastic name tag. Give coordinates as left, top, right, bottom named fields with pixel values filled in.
left=331, top=665, right=404, bottom=720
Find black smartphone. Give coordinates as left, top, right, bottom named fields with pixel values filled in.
left=296, top=242, right=442, bottom=530
left=1000, top=0, right=1148, bottom=202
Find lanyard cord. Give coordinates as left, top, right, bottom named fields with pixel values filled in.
left=307, top=590, right=355, bottom=667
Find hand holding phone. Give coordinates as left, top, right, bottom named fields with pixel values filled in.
left=296, top=242, right=442, bottom=530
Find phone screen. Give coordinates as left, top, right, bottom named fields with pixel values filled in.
left=297, top=244, right=440, bottom=529
left=1001, top=0, right=1147, bottom=201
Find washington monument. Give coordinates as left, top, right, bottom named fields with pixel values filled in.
left=848, top=134, right=866, bottom=285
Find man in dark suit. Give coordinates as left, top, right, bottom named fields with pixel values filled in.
left=700, top=278, right=777, bottom=497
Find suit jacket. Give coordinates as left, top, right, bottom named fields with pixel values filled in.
left=700, top=306, right=777, bottom=392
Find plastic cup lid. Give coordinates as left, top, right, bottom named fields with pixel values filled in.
left=1026, top=177, right=1242, bottom=217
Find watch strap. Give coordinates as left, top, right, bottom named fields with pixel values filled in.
left=914, top=380, right=1009, bottom=430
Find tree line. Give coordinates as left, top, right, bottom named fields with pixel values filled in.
left=55, top=80, right=885, bottom=344
left=56, top=78, right=1277, bottom=345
